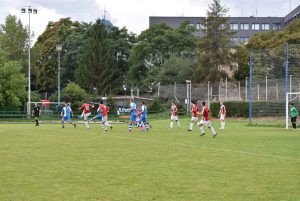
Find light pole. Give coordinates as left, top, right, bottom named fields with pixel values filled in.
left=21, top=6, right=37, bottom=117
left=56, top=44, right=62, bottom=105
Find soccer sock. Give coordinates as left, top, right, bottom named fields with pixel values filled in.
left=170, top=121, right=173, bottom=128
left=292, top=122, right=296, bottom=129
left=62, top=120, right=64, bottom=127
left=36, top=119, right=39, bottom=126
left=189, top=123, right=193, bottom=130
left=221, top=121, right=225, bottom=129
left=210, top=127, right=217, bottom=135
left=177, top=121, right=180, bottom=128
left=129, top=123, right=133, bottom=131
left=199, top=126, right=205, bottom=134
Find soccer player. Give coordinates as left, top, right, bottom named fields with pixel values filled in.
left=99, top=100, right=112, bottom=131
left=128, top=98, right=137, bottom=133
left=218, top=102, right=226, bottom=129
left=170, top=101, right=180, bottom=128
left=290, top=102, right=299, bottom=129
left=188, top=101, right=198, bottom=131
left=80, top=102, right=93, bottom=128
left=139, top=101, right=149, bottom=131
left=61, top=102, right=76, bottom=128
left=32, top=102, right=41, bottom=126
left=198, top=101, right=217, bottom=138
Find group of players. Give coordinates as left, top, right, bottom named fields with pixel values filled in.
left=170, top=100, right=226, bottom=138
left=32, top=98, right=226, bottom=136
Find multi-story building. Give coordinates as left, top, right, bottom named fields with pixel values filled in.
left=149, top=5, right=300, bottom=44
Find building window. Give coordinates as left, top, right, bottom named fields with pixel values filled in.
left=196, top=23, right=205, bottom=30
left=251, top=23, right=260, bottom=30
left=262, top=23, right=270, bottom=30
left=231, top=37, right=239, bottom=44
left=272, top=23, right=281, bottom=31
left=240, top=23, right=249, bottom=30
left=241, top=37, right=249, bottom=44
left=230, top=23, right=239, bottom=30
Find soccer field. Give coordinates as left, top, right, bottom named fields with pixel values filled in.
left=0, top=119, right=299, bottom=201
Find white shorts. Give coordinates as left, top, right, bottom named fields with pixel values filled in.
left=191, top=117, right=198, bottom=122
left=171, top=115, right=178, bottom=121
left=220, top=114, right=225, bottom=121
left=83, top=112, right=91, bottom=120
left=199, top=119, right=212, bottom=128
left=102, top=115, right=108, bottom=123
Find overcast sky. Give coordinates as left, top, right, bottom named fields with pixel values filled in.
left=0, top=0, right=298, bottom=41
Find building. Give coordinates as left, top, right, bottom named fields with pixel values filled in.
left=149, top=5, right=300, bottom=44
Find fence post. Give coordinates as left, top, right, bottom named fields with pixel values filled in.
left=225, top=77, right=228, bottom=101
left=285, top=44, right=289, bottom=101
left=265, top=76, right=268, bottom=100
left=245, top=77, right=248, bottom=101
left=257, top=84, right=260, bottom=101
left=249, top=49, right=253, bottom=124
left=238, top=81, right=241, bottom=101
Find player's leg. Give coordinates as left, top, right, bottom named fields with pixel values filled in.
left=291, top=117, right=297, bottom=129
left=220, top=115, right=225, bottom=129
left=35, top=116, right=39, bottom=126
left=198, top=120, right=205, bottom=136
left=206, top=121, right=217, bottom=137
left=61, top=117, right=65, bottom=128
left=188, top=117, right=195, bottom=131
left=129, top=114, right=136, bottom=133
left=170, top=115, right=174, bottom=128
left=175, top=116, right=180, bottom=128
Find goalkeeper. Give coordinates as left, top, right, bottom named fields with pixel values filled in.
left=290, top=102, right=299, bottom=129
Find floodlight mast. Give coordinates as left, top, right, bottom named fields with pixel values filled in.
left=21, top=6, right=38, bottom=117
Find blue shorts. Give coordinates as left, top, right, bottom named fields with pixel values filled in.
left=95, top=114, right=102, bottom=121
left=62, top=116, right=71, bottom=121
left=130, top=114, right=137, bottom=122
left=140, top=115, right=147, bottom=123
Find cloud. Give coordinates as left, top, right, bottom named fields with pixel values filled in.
left=0, top=0, right=298, bottom=41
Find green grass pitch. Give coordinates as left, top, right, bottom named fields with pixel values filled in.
left=0, top=119, right=299, bottom=201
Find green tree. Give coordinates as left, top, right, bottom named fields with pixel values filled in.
left=33, top=18, right=80, bottom=93
left=194, top=0, right=235, bottom=82
left=61, top=82, right=91, bottom=112
left=0, top=15, right=28, bottom=74
left=127, top=22, right=197, bottom=88
left=0, top=50, right=26, bottom=110
left=234, top=45, right=250, bottom=80
left=157, top=55, right=196, bottom=84
left=76, top=19, right=120, bottom=95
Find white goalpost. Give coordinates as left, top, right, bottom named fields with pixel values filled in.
left=286, top=92, right=300, bottom=129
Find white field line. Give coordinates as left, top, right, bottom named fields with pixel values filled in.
left=110, top=135, right=300, bottom=161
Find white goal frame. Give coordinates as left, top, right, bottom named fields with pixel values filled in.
left=286, top=92, right=300, bottom=129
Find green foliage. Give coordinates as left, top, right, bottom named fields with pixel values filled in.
left=210, top=101, right=248, bottom=117
left=234, top=45, right=250, bottom=80
left=76, top=19, right=120, bottom=95
left=195, top=0, right=235, bottom=82
left=0, top=60, right=26, bottom=110
left=157, top=55, right=196, bottom=84
left=248, top=20, right=300, bottom=48
left=61, top=82, right=90, bottom=111
left=0, top=15, right=28, bottom=63
left=148, top=97, right=164, bottom=113
left=127, top=22, right=197, bottom=88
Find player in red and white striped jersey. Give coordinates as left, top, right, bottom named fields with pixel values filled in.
left=170, top=102, right=180, bottom=128
left=218, top=102, right=226, bottom=129
left=198, top=101, right=217, bottom=138
left=188, top=101, right=199, bottom=131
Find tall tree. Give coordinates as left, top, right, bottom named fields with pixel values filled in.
left=0, top=49, right=26, bottom=110
left=194, top=0, right=235, bottom=82
left=0, top=15, right=28, bottom=69
left=76, top=19, right=120, bottom=95
left=127, top=22, right=197, bottom=88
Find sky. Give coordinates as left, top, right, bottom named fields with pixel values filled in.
left=0, top=0, right=298, bottom=42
